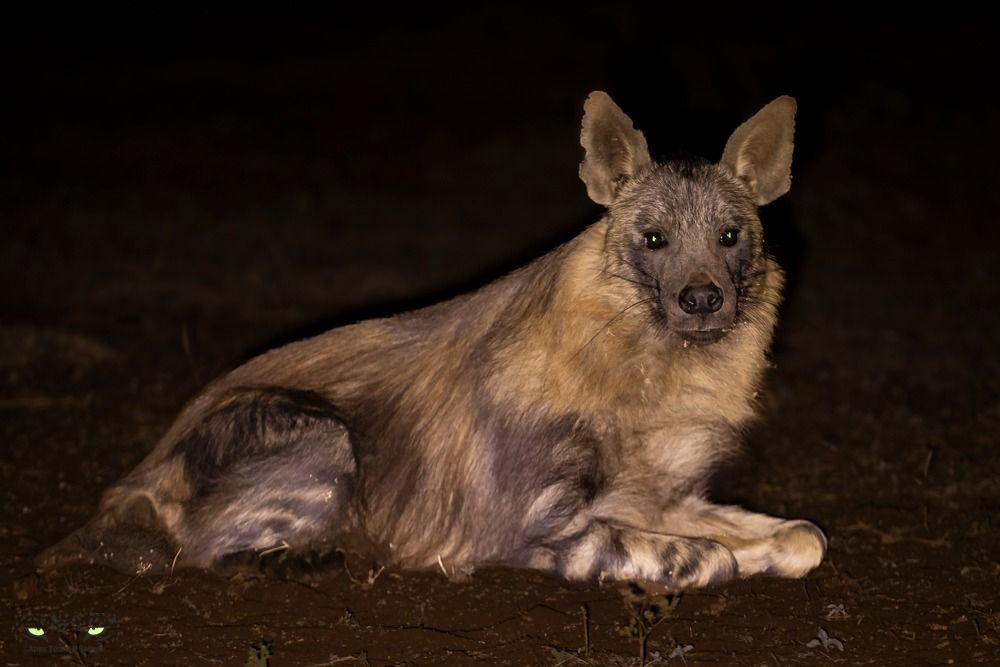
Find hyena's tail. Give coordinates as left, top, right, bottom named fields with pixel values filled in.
left=36, top=387, right=358, bottom=575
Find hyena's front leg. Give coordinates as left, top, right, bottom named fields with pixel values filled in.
left=661, top=496, right=827, bottom=579
left=544, top=520, right=738, bottom=590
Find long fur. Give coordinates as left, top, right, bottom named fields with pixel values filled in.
left=39, top=93, right=825, bottom=589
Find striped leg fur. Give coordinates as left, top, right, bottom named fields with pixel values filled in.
left=548, top=521, right=738, bottom=590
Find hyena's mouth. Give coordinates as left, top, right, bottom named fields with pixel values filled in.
left=676, top=328, right=728, bottom=345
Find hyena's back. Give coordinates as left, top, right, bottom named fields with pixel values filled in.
left=37, top=258, right=578, bottom=575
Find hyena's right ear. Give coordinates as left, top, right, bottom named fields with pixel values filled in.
left=579, top=91, right=652, bottom=206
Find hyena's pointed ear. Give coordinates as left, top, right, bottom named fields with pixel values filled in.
left=579, top=91, right=652, bottom=206
left=720, top=96, right=796, bottom=206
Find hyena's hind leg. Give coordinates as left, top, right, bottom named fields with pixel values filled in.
left=540, top=520, right=739, bottom=590
left=36, top=489, right=183, bottom=575
left=37, top=387, right=358, bottom=575
left=662, top=496, right=827, bottom=578
left=167, top=387, right=359, bottom=570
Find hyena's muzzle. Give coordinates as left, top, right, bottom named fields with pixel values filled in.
left=662, top=260, right=740, bottom=345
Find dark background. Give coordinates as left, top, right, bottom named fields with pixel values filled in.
left=2, top=6, right=998, bottom=665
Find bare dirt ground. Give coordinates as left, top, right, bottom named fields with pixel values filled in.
left=2, top=9, right=998, bottom=666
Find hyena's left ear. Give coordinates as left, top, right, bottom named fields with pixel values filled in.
left=579, top=91, right=652, bottom=206
left=721, top=96, right=796, bottom=206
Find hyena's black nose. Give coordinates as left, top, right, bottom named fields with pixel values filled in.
left=679, top=283, right=724, bottom=314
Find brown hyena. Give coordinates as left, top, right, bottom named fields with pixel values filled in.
left=38, top=92, right=826, bottom=590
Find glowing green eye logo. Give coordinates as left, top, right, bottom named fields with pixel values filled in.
left=27, top=627, right=46, bottom=637
left=87, top=626, right=106, bottom=636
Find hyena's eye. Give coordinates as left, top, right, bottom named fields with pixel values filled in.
left=719, top=228, right=740, bottom=247
left=26, top=627, right=46, bottom=637
left=643, top=231, right=668, bottom=250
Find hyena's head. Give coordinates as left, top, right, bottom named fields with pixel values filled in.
left=580, top=92, right=794, bottom=345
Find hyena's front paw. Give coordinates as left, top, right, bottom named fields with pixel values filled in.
left=664, top=537, right=739, bottom=589
left=731, top=520, right=827, bottom=579
left=560, top=525, right=738, bottom=591
left=772, top=520, right=827, bottom=577
left=618, top=535, right=738, bottom=591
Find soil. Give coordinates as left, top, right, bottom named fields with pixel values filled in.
left=2, top=8, right=998, bottom=666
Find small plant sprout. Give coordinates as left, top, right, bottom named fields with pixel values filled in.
left=824, top=603, right=849, bottom=619
left=806, top=627, right=845, bottom=651
left=244, top=640, right=273, bottom=667
left=366, top=564, right=385, bottom=585
left=668, top=643, right=694, bottom=660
